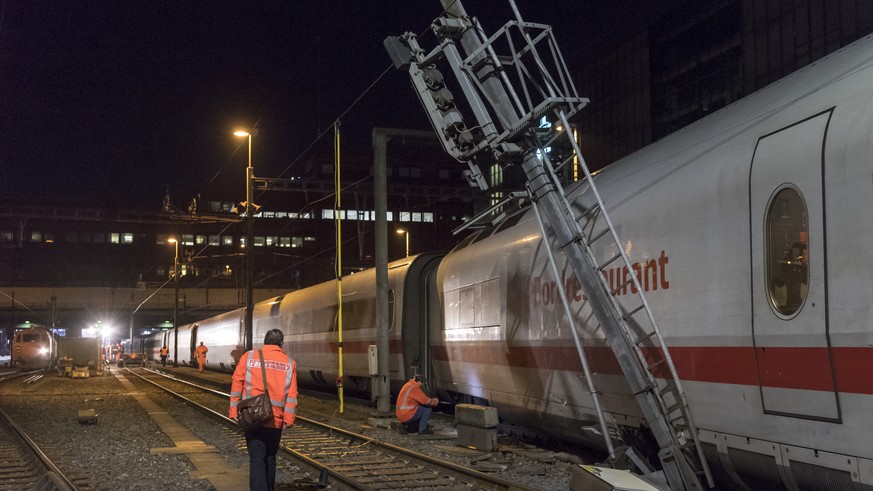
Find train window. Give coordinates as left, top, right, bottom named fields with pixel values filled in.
left=765, top=186, right=809, bottom=317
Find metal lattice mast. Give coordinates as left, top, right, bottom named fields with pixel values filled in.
left=385, top=1, right=712, bottom=489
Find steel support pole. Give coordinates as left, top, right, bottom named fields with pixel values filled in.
left=372, top=129, right=391, bottom=417
left=245, top=135, right=254, bottom=351
left=173, top=243, right=179, bottom=365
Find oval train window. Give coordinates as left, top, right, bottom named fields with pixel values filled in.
left=765, top=186, right=809, bottom=317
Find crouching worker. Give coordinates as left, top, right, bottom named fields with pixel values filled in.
left=229, top=329, right=298, bottom=491
left=396, top=374, right=439, bottom=435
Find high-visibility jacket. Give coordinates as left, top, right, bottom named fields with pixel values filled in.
left=229, top=345, right=298, bottom=428
left=160, top=347, right=169, bottom=357
left=396, top=378, right=437, bottom=423
left=195, top=344, right=208, bottom=361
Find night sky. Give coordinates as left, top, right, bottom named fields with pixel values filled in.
left=0, top=1, right=636, bottom=209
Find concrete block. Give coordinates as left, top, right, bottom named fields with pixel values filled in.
left=455, top=403, right=498, bottom=428
left=77, top=409, right=98, bottom=425
left=457, top=423, right=496, bottom=452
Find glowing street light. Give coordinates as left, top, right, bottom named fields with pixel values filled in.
left=396, top=229, right=409, bottom=258
left=234, top=129, right=255, bottom=351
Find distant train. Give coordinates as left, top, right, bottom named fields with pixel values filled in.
left=145, top=33, right=873, bottom=490
left=12, top=326, right=56, bottom=369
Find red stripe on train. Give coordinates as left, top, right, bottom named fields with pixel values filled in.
left=285, top=340, right=873, bottom=395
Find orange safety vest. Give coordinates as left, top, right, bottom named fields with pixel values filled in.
left=395, top=378, right=437, bottom=423
left=229, top=345, right=298, bottom=428
left=160, top=347, right=169, bottom=357
left=195, top=345, right=208, bottom=360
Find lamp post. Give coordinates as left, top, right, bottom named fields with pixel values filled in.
left=396, top=229, right=409, bottom=258
left=234, top=129, right=255, bottom=351
left=168, top=238, right=179, bottom=365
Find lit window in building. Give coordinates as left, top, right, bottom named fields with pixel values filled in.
left=280, top=237, right=291, bottom=248
left=208, top=235, right=220, bottom=246
left=386, top=211, right=393, bottom=221
left=265, top=236, right=278, bottom=246
left=0, top=231, right=13, bottom=242
left=304, top=236, right=315, bottom=241
left=490, top=191, right=504, bottom=208
left=223, top=236, right=234, bottom=246
left=412, top=212, right=422, bottom=222
left=155, top=234, right=173, bottom=245
left=254, top=236, right=265, bottom=247
left=400, top=211, right=411, bottom=222
left=29, top=231, right=42, bottom=242
left=122, top=233, right=134, bottom=244
left=424, top=212, right=434, bottom=223
left=275, top=211, right=287, bottom=218
left=322, top=210, right=334, bottom=219
left=291, top=237, right=303, bottom=248
left=110, top=233, right=120, bottom=244
left=182, top=234, right=194, bottom=246
left=263, top=211, right=275, bottom=218
left=348, top=210, right=358, bottom=220
left=195, top=235, right=206, bottom=245
left=489, top=163, right=503, bottom=187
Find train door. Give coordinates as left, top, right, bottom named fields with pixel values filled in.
left=749, top=109, right=840, bottom=422
left=189, top=323, right=199, bottom=366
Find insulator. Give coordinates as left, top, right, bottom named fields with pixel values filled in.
left=431, top=87, right=455, bottom=111
left=422, top=67, right=445, bottom=90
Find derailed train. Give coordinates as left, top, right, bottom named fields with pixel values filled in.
left=147, top=33, right=873, bottom=490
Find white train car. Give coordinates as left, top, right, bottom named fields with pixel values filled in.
left=156, top=253, right=444, bottom=395
left=431, top=32, right=873, bottom=491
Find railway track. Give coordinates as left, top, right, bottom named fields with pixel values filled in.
left=0, top=371, right=81, bottom=491
left=129, top=367, right=538, bottom=490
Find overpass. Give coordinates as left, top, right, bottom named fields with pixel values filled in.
left=1, top=285, right=286, bottom=342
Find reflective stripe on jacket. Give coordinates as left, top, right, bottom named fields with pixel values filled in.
left=229, top=345, right=298, bottom=428
left=395, top=378, right=437, bottom=423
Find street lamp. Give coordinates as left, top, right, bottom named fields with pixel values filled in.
left=234, top=129, right=255, bottom=351
left=396, top=229, right=409, bottom=258
left=168, top=238, right=180, bottom=365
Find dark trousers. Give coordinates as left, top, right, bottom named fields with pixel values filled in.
left=245, top=426, right=283, bottom=491
left=160, top=355, right=167, bottom=366
left=403, top=405, right=433, bottom=433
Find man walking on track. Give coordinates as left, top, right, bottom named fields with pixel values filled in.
left=229, top=329, right=298, bottom=491
left=195, top=341, right=208, bottom=373
left=160, top=345, right=169, bottom=366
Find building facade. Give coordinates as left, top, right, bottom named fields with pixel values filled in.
left=576, top=0, right=873, bottom=169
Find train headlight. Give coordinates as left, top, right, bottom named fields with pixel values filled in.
left=39, top=347, right=49, bottom=355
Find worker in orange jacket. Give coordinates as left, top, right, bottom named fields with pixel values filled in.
left=195, top=341, right=208, bottom=373
left=396, top=374, right=439, bottom=434
left=229, top=329, right=298, bottom=491
left=159, top=346, right=169, bottom=366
